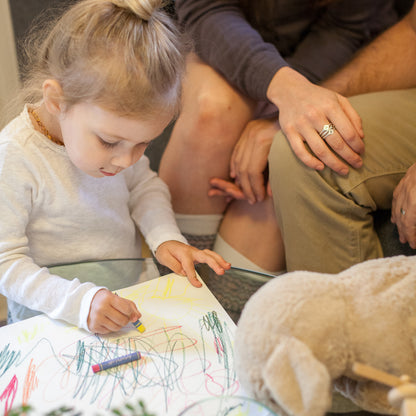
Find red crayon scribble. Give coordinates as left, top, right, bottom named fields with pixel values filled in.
left=204, top=373, right=224, bottom=394
left=139, top=326, right=198, bottom=351
left=214, top=336, right=225, bottom=355
left=22, top=359, right=38, bottom=406
left=0, top=375, right=18, bottom=416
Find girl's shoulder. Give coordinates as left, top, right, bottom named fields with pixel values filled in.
left=0, top=106, right=65, bottom=178
left=0, top=105, right=64, bottom=156
left=0, top=106, right=37, bottom=148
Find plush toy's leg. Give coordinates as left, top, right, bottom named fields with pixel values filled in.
left=401, top=399, right=416, bottom=416
left=263, top=335, right=332, bottom=416
left=389, top=383, right=416, bottom=416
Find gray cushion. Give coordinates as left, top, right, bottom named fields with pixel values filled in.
left=374, top=210, right=416, bottom=257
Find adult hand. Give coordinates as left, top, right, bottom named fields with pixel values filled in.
left=228, top=117, right=279, bottom=204
left=268, top=67, right=365, bottom=175
left=207, top=118, right=277, bottom=204
left=155, top=240, right=231, bottom=287
left=391, top=163, right=416, bottom=248
left=88, top=289, right=141, bottom=334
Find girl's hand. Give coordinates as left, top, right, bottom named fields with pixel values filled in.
left=208, top=177, right=245, bottom=203
left=87, top=289, right=141, bottom=334
left=155, top=240, right=231, bottom=287
left=208, top=178, right=272, bottom=203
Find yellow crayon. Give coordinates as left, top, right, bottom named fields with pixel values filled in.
left=115, top=292, right=145, bottom=333
left=133, top=318, right=146, bottom=333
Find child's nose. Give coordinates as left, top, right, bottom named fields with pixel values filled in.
left=112, top=148, right=144, bottom=168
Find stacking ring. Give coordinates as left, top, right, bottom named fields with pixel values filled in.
left=401, top=208, right=406, bottom=216
left=319, top=123, right=336, bottom=140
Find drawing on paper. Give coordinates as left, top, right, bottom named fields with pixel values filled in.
left=0, top=274, right=241, bottom=416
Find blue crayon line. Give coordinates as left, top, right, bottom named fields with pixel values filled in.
left=92, top=351, right=141, bottom=373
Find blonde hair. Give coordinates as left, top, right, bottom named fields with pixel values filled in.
left=17, top=0, right=186, bottom=119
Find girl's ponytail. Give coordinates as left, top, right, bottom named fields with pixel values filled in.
left=111, top=0, right=165, bottom=21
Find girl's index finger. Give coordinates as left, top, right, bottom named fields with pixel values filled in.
left=185, top=268, right=202, bottom=287
left=179, top=256, right=202, bottom=287
left=195, top=248, right=231, bottom=271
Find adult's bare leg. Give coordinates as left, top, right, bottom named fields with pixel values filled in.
left=159, top=54, right=257, bottom=250
left=215, top=196, right=285, bottom=274
left=159, top=54, right=256, bottom=215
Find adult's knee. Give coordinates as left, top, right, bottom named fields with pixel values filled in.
left=177, top=87, right=253, bottom=155
left=195, top=90, right=252, bottom=143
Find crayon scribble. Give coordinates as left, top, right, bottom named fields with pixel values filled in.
left=0, top=345, right=21, bottom=377
left=58, top=318, right=238, bottom=411
left=18, top=323, right=44, bottom=345
left=0, top=278, right=240, bottom=415
left=22, top=359, right=38, bottom=406
left=200, top=311, right=236, bottom=392
left=0, top=375, right=18, bottom=416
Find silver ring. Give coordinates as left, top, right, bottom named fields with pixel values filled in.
left=401, top=208, right=406, bottom=216
left=319, top=123, right=336, bottom=140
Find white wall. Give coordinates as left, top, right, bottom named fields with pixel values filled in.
left=0, top=0, right=18, bottom=322
left=0, top=0, right=20, bottom=129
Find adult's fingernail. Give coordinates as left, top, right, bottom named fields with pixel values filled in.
left=340, top=168, right=349, bottom=176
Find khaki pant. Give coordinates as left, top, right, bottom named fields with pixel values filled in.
left=269, top=88, right=416, bottom=273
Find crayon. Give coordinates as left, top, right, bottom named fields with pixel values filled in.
left=132, top=318, right=146, bottom=333
left=114, top=292, right=145, bottom=332
left=92, top=351, right=141, bottom=373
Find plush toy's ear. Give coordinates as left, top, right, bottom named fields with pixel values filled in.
left=263, top=335, right=332, bottom=416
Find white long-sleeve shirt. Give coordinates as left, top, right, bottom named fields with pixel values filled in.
left=0, top=106, right=187, bottom=331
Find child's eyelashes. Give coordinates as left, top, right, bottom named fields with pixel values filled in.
left=97, top=135, right=151, bottom=150
left=98, top=137, right=119, bottom=148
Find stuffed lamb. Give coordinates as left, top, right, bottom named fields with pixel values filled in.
left=234, top=255, right=416, bottom=416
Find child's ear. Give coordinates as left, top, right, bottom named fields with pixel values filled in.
left=42, top=79, right=64, bottom=116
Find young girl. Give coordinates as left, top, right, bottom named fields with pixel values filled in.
left=0, top=0, right=230, bottom=334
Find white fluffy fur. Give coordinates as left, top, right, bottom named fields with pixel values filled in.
left=234, top=255, right=416, bottom=416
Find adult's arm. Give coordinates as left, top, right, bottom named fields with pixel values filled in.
left=287, top=0, right=397, bottom=84
left=176, top=0, right=285, bottom=101
left=176, top=0, right=397, bottom=101
left=323, top=1, right=416, bottom=96
left=177, top=0, right=366, bottom=177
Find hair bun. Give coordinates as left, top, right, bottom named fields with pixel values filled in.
left=112, top=0, right=165, bottom=21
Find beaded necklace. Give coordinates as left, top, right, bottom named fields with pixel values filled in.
left=28, top=108, right=64, bottom=146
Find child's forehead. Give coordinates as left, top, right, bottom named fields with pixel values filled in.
left=78, top=103, right=172, bottom=139
left=75, top=102, right=168, bottom=121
